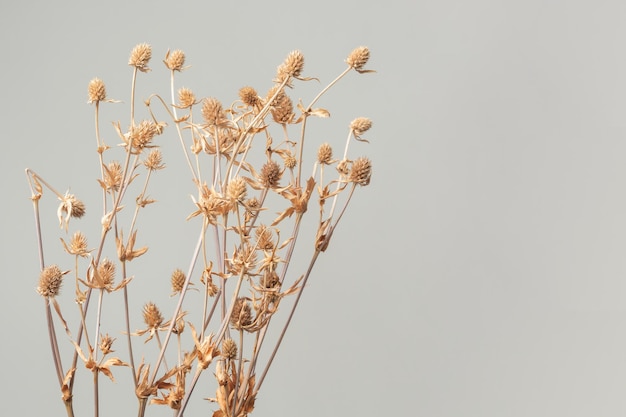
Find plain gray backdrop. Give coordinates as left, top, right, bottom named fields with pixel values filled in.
left=4, top=0, right=626, bottom=416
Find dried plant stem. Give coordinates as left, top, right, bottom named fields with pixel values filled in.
left=121, top=262, right=138, bottom=387
left=254, top=249, right=321, bottom=394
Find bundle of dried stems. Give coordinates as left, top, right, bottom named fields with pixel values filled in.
left=26, top=43, right=375, bottom=417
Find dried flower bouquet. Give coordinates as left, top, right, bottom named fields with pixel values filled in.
left=26, top=43, right=374, bottom=417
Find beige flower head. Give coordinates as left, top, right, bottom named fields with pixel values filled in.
left=239, top=86, right=261, bottom=108
left=230, top=297, right=253, bottom=330
left=346, top=46, right=370, bottom=71
left=143, top=302, right=164, bottom=329
left=170, top=268, right=186, bottom=295
left=317, top=143, right=333, bottom=165
left=350, top=117, right=372, bottom=137
left=266, top=86, right=294, bottom=124
left=349, top=157, right=372, bottom=186
left=61, top=231, right=91, bottom=257
left=58, top=192, right=86, bottom=230
left=37, top=264, right=69, bottom=298
left=178, top=87, right=196, bottom=108
left=128, top=120, right=160, bottom=153
left=221, top=338, right=238, bottom=360
left=129, top=43, right=152, bottom=72
left=201, top=97, right=226, bottom=126
left=275, top=50, right=305, bottom=85
left=88, top=78, right=107, bottom=103
left=164, top=49, right=186, bottom=71
left=226, top=176, right=247, bottom=203
left=144, top=149, right=165, bottom=171
left=99, top=334, right=115, bottom=355
left=259, top=160, right=282, bottom=189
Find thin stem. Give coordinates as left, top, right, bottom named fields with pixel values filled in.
left=121, top=262, right=137, bottom=387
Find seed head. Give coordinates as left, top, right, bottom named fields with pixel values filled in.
left=144, top=149, right=165, bottom=171
left=266, top=86, right=294, bottom=124
left=346, top=46, right=370, bottom=71
left=129, top=43, right=152, bottom=72
left=88, top=78, right=107, bottom=103
left=65, top=231, right=90, bottom=257
left=103, top=161, right=123, bottom=192
left=255, top=224, right=275, bottom=251
left=317, top=143, right=333, bottom=165
left=37, top=265, right=68, bottom=298
left=349, top=157, right=372, bottom=186
left=178, top=87, right=196, bottom=108
left=221, top=338, right=238, bottom=360
left=164, top=49, right=186, bottom=71
left=99, top=334, right=115, bottom=355
left=143, top=302, right=164, bottom=329
left=97, top=258, right=116, bottom=291
left=239, top=86, right=261, bottom=107
left=350, top=117, right=372, bottom=137
left=282, top=151, right=297, bottom=169
left=226, top=176, right=247, bottom=202
left=259, top=160, right=282, bottom=189
left=170, top=269, right=186, bottom=295
left=129, top=120, right=159, bottom=152
left=58, top=193, right=86, bottom=230
left=230, top=297, right=253, bottom=330
left=201, top=97, right=226, bottom=126
left=275, top=50, right=305, bottom=84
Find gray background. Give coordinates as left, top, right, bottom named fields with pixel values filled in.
left=3, top=0, right=626, bottom=416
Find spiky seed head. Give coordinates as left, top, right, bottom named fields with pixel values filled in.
left=88, top=78, right=107, bottom=103
left=255, top=224, right=274, bottom=250
left=201, top=97, right=225, bottom=126
left=239, top=86, right=261, bottom=107
left=143, top=302, right=164, bottom=329
left=170, top=268, right=186, bottom=295
left=317, top=143, right=333, bottom=164
left=230, top=297, right=253, bottom=330
left=37, top=265, right=67, bottom=298
left=178, top=87, right=196, bottom=108
left=68, top=231, right=89, bottom=257
left=283, top=152, right=297, bottom=169
left=99, top=334, right=115, bottom=355
left=58, top=193, right=86, bottom=229
left=261, top=271, right=279, bottom=289
left=259, top=160, right=282, bottom=189
left=266, top=86, right=294, bottom=124
left=277, top=50, right=305, bottom=79
left=144, top=149, right=165, bottom=171
left=346, top=46, right=370, bottom=70
left=221, top=338, right=238, bottom=360
left=104, top=161, right=123, bottom=192
left=129, top=43, right=152, bottom=72
left=129, top=120, right=159, bottom=152
left=164, top=49, right=186, bottom=71
left=349, top=157, right=372, bottom=186
left=172, top=316, right=185, bottom=335
left=227, top=177, right=247, bottom=202
left=350, top=117, right=372, bottom=136
left=97, top=258, right=116, bottom=290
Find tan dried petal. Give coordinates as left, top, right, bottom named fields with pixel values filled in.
left=317, top=143, right=333, bottom=165
left=164, top=49, right=185, bottom=71
left=346, top=46, right=370, bottom=70
left=349, top=157, right=372, bottom=186
left=88, top=78, right=107, bottom=103
left=37, top=265, right=68, bottom=298
left=129, top=43, right=152, bottom=72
